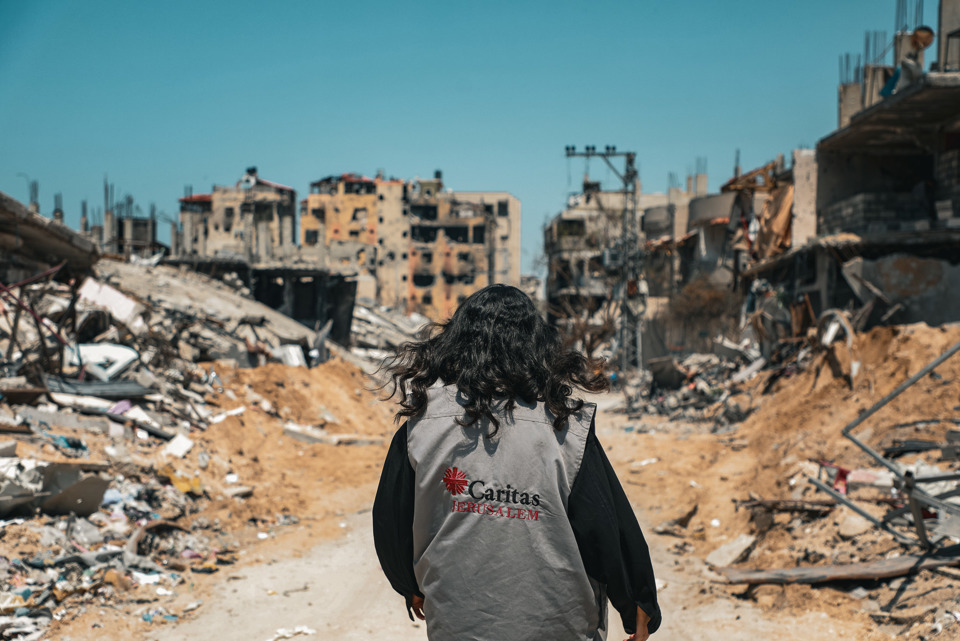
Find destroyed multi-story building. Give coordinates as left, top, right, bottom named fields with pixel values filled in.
left=298, top=170, right=521, bottom=319
left=167, top=166, right=521, bottom=335
left=174, top=167, right=297, bottom=264
left=543, top=169, right=705, bottom=350
left=169, top=168, right=356, bottom=345
left=743, top=2, right=960, bottom=330
left=299, top=172, right=405, bottom=305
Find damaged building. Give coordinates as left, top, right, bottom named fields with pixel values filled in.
left=174, top=167, right=297, bottom=264
left=0, top=190, right=99, bottom=285
left=169, top=168, right=354, bottom=345
left=167, top=166, right=521, bottom=340
left=743, top=18, right=960, bottom=331
left=299, top=170, right=521, bottom=320
left=544, top=167, right=705, bottom=352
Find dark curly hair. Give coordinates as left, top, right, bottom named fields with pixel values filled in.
left=383, top=284, right=608, bottom=431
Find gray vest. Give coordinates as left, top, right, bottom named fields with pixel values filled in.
left=407, top=385, right=606, bottom=641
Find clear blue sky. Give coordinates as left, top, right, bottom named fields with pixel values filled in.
left=0, top=0, right=941, bottom=274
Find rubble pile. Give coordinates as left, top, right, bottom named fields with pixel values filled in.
left=624, top=323, right=960, bottom=641
left=349, top=303, right=429, bottom=365
left=0, top=258, right=396, bottom=639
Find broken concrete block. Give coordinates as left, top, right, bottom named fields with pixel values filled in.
left=838, top=513, right=873, bottom=540
left=77, top=277, right=147, bottom=335
left=0, top=441, right=17, bottom=457
left=162, top=433, right=194, bottom=459
left=15, top=406, right=111, bottom=433
left=705, top=534, right=757, bottom=567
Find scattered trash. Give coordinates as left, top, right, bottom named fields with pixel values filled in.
left=264, top=626, right=317, bottom=641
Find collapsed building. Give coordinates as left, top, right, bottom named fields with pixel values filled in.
left=168, top=168, right=354, bottom=345
left=544, top=170, right=706, bottom=350
left=298, top=170, right=521, bottom=320
left=743, top=8, right=960, bottom=333
left=549, top=2, right=960, bottom=367
left=166, top=166, right=521, bottom=341
left=0, top=190, right=99, bottom=285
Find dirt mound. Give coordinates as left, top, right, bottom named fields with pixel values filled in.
left=616, top=323, right=960, bottom=639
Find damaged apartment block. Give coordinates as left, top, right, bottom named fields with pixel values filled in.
left=167, top=166, right=521, bottom=342
left=299, top=170, right=521, bottom=320
left=169, top=168, right=355, bottom=346
left=744, top=25, right=960, bottom=330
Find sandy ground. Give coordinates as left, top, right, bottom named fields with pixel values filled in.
left=116, top=396, right=865, bottom=641
left=47, top=324, right=960, bottom=640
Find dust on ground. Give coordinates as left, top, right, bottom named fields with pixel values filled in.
left=44, top=323, right=960, bottom=640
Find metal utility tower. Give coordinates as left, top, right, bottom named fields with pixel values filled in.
left=563, top=145, right=645, bottom=372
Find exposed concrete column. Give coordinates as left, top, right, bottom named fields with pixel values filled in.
left=792, top=149, right=818, bottom=247
left=695, top=173, right=708, bottom=196
left=123, top=214, right=135, bottom=256
left=182, top=212, right=193, bottom=255
left=257, top=211, right=271, bottom=262
left=939, top=0, right=960, bottom=71
left=103, top=210, right=115, bottom=253
left=838, top=82, right=862, bottom=129
left=170, top=222, right=180, bottom=257
left=148, top=218, right=156, bottom=251
left=243, top=207, right=255, bottom=262
left=281, top=211, right=294, bottom=257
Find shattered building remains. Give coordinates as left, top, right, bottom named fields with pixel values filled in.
left=550, top=2, right=960, bottom=368
left=744, top=14, right=960, bottom=333
left=298, top=170, right=521, bottom=320
left=0, top=191, right=99, bottom=284
left=168, top=168, right=353, bottom=345
left=165, top=166, right=521, bottom=339
left=544, top=170, right=706, bottom=352
left=174, top=167, right=297, bottom=264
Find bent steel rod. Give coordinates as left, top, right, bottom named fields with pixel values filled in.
left=841, top=339, right=960, bottom=477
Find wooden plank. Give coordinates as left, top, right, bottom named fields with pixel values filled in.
left=718, top=551, right=960, bottom=584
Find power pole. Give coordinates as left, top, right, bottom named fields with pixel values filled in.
left=563, top=145, right=646, bottom=372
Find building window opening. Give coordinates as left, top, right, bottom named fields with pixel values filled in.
left=411, top=204, right=438, bottom=220
left=472, top=226, right=485, bottom=244
left=352, top=208, right=368, bottom=224
left=422, top=293, right=433, bottom=305
left=304, top=230, right=319, bottom=245
left=411, top=226, right=438, bottom=242
left=556, top=219, right=586, bottom=238
left=587, top=256, right=604, bottom=277
left=413, top=273, right=435, bottom=287
left=444, top=226, right=469, bottom=243
left=344, top=181, right=376, bottom=195
left=311, top=207, right=325, bottom=222
left=497, top=200, right=509, bottom=217
left=224, top=207, right=235, bottom=232
left=422, top=251, right=433, bottom=264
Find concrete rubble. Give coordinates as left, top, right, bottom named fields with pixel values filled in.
left=0, top=250, right=399, bottom=639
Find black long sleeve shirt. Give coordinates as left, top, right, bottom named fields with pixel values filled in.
left=372, top=421, right=662, bottom=635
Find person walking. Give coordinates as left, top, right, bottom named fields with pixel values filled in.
left=373, top=284, right=660, bottom=640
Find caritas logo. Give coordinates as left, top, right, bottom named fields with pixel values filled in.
left=441, top=467, right=542, bottom=521
left=442, top=467, right=468, bottom=495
